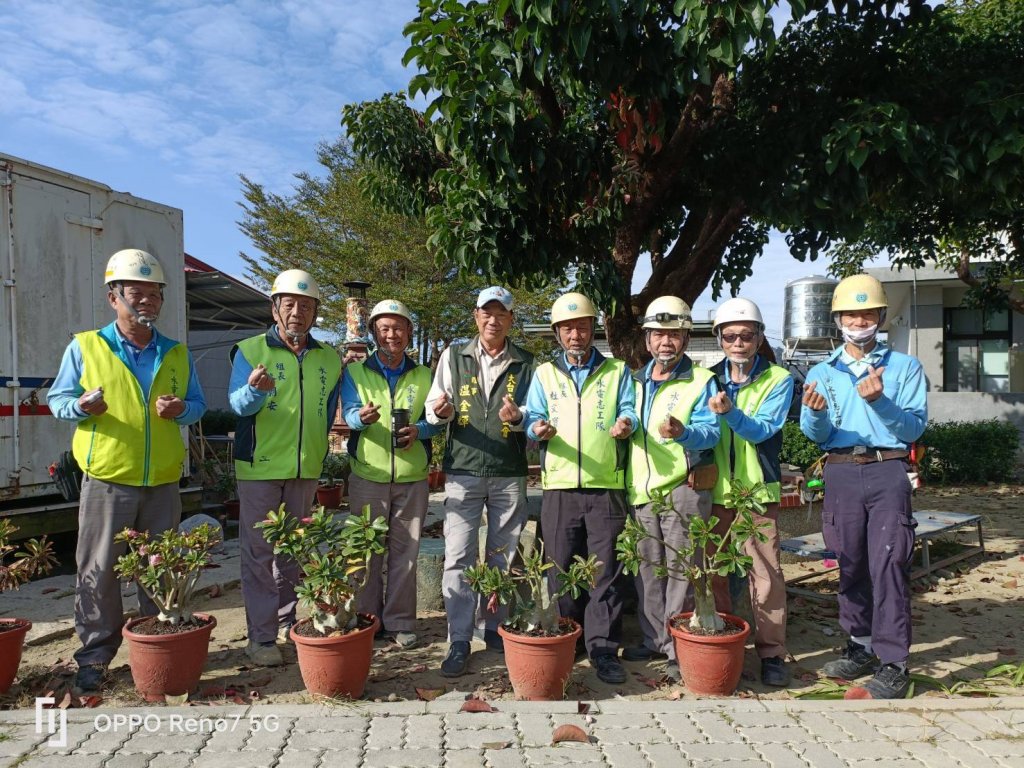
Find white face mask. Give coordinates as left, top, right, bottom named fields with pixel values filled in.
left=841, top=324, right=878, bottom=346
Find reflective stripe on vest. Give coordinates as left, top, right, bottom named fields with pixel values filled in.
left=711, top=364, right=792, bottom=504
left=72, top=331, right=187, bottom=487
left=627, top=366, right=715, bottom=506
left=535, top=358, right=626, bottom=490
left=347, top=361, right=431, bottom=483
left=233, top=336, right=342, bottom=481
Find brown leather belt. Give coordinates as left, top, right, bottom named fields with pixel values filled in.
left=827, top=448, right=909, bottom=465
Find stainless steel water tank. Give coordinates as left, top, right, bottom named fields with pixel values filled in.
left=784, top=276, right=840, bottom=351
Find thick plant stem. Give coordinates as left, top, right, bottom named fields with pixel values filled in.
left=689, top=582, right=725, bottom=632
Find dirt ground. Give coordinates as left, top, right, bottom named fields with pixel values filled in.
left=5, top=484, right=1023, bottom=708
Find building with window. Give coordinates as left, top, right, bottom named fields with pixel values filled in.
left=865, top=263, right=1024, bottom=429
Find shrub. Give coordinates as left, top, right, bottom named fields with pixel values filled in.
left=200, top=409, right=238, bottom=436
left=780, top=421, right=824, bottom=469
left=918, top=420, right=1020, bottom=484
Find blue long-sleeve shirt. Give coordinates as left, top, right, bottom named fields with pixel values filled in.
left=637, top=357, right=720, bottom=451
left=340, top=353, right=439, bottom=438
left=228, top=333, right=341, bottom=434
left=523, top=348, right=639, bottom=440
left=721, top=356, right=794, bottom=446
left=800, top=344, right=928, bottom=450
left=48, top=322, right=206, bottom=425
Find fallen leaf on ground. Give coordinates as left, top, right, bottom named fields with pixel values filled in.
left=41, top=587, right=59, bottom=594
left=551, top=725, right=589, bottom=744
left=460, top=699, right=494, bottom=713
left=1002, top=579, right=1018, bottom=589
left=416, top=687, right=444, bottom=701
left=482, top=741, right=511, bottom=750
left=577, top=702, right=590, bottom=714
left=844, top=687, right=872, bottom=700
left=207, top=585, right=222, bottom=598
left=164, top=693, right=189, bottom=706
left=80, top=695, right=102, bottom=708
left=57, top=692, right=73, bottom=709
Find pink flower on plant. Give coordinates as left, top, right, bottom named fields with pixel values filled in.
left=125, top=530, right=141, bottom=539
left=301, top=517, right=313, bottom=524
left=137, top=545, right=149, bottom=556
left=149, top=554, right=164, bottom=566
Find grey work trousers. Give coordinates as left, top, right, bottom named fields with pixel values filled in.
left=541, top=488, right=629, bottom=659
left=350, top=474, right=429, bottom=632
left=442, top=474, right=527, bottom=642
left=634, top=483, right=710, bottom=661
left=822, top=459, right=916, bottom=665
left=74, top=476, right=181, bottom=668
left=238, top=478, right=317, bottom=644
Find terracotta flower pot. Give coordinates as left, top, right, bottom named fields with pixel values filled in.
left=316, top=484, right=343, bottom=509
left=0, top=618, right=32, bottom=693
left=668, top=611, right=750, bottom=696
left=222, top=498, right=241, bottom=520
left=427, top=469, right=446, bottom=491
left=122, top=614, right=216, bottom=702
left=291, top=614, right=379, bottom=699
left=498, top=619, right=582, bottom=700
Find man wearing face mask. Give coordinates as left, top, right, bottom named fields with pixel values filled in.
left=522, top=292, right=638, bottom=685
left=48, top=249, right=207, bottom=691
left=341, top=299, right=440, bottom=650
left=707, top=298, right=794, bottom=688
left=229, top=269, right=342, bottom=666
left=622, top=296, right=720, bottom=684
left=801, top=274, right=927, bottom=699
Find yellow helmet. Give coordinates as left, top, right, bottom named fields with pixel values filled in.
left=271, top=269, right=320, bottom=301
left=104, top=249, right=166, bottom=286
left=642, top=296, right=693, bottom=330
left=831, top=274, right=887, bottom=313
left=550, top=292, right=598, bottom=330
left=369, top=299, right=413, bottom=327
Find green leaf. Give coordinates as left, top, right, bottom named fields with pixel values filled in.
left=849, top=146, right=869, bottom=171
left=570, top=23, right=591, bottom=60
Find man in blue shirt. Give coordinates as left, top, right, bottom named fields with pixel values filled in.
left=707, top=297, right=794, bottom=688
left=523, top=292, right=638, bottom=685
left=801, top=274, right=927, bottom=699
left=48, top=249, right=206, bottom=692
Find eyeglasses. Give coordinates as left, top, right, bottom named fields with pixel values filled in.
left=720, top=332, right=758, bottom=344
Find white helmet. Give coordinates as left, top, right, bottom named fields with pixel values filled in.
left=369, top=299, right=413, bottom=327
left=550, top=292, right=598, bottom=330
left=104, top=249, right=166, bottom=286
left=712, top=297, right=764, bottom=332
left=271, top=269, right=320, bottom=301
left=641, top=296, right=692, bottom=330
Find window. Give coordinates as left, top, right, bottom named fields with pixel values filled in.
left=943, top=308, right=1011, bottom=393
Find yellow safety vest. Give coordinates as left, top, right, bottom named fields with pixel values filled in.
left=72, top=331, right=188, bottom=487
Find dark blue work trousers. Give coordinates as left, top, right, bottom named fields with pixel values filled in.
left=822, top=459, right=916, bottom=665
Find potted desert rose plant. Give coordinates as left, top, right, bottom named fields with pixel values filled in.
left=0, top=520, right=57, bottom=693
left=616, top=480, right=769, bottom=695
left=114, top=522, right=221, bottom=701
left=257, top=503, right=387, bottom=698
left=465, top=543, right=599, bottom=700
left=316, top=452, right=349, bottom=509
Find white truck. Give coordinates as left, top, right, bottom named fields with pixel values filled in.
left=0, top=153, right=189, bottom=528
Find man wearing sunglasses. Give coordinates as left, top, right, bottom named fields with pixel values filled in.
left=707, top=298, right=795, bottom=688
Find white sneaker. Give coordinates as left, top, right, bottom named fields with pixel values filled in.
left=246, top=641, right=284, bottom=667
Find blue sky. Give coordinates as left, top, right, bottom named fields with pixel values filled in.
left=1, top=0, right=834, bottom=343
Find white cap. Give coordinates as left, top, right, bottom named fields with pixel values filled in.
left=476, top=286, right=513, bottom=310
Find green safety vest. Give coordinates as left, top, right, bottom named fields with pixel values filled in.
left=347, top=356, right=431, bottom=483
left=72, top=330, right=188, bottom=487
left=535, top=352, right=628, bottom=490
left=710, top=359, right=793, bottom=505
left=443, top=338, right=535, bottom=477
left=233, top=334, right=342, bottom=481
left=627, top=359, right=716, bottom=506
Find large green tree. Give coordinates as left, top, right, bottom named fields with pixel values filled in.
left=238, top=139, right=560, bottom=365
left=342, top=0, right=1024, bottom=365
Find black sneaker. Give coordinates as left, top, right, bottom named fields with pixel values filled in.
left=75, top=664, right=106, bottom=691
left=761, top=656, right=791, bottom=687
left=858, top=664, right=911, bottom=699
left=592, top=654, right=627, bottom=684
left=822, top=640, right=878, bottom=680
left=440, top=641, right=471, bottom=677
left=622, top=645, right=666, bottom=662
left=483, top=629, right=504, bottom=653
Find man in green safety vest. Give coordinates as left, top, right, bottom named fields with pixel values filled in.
left=523, top=292, right=638, bottom=686
left=622, top=296, right=720, bottom=684
left=341, top=299, right=441, bottom=650
left=48, top=249, right=207, bottom=691
left=229, top=269, right=342, bottom=667
left=708, top=297, right=795, bottom=687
